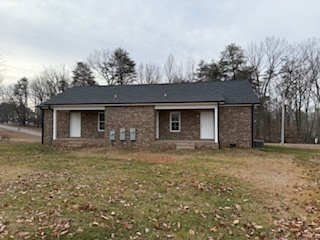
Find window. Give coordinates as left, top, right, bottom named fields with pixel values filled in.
left=170, top=111, right=180, bottom=132
left=98, top=112, right=105, bottom=132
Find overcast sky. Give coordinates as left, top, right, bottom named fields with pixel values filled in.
left=0, top=0, right=320, bottom=85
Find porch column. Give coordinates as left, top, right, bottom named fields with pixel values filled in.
left=53, top=108, right=57, bottom=140
left=214, top=105, right=218, bottom=143
left=155, top=111, right=159, bottom=139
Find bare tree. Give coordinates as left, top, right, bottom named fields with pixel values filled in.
left=164, top=54, right=177, bottom=83
left=45, top=64, right=70, bottom=96
left=88, top=49, right=114, bottom=84
left=172, top=63, right=185, bottom=83
left=184, top=58, right=196, bottom=82
left=304, top=39, right=320, bottom=102
left=247, top=41, right=264, bottom=91
left=88, top=48, right=136, bottom=85
left=0, top=85, right=12, bottom=103
left=247, top=37, right=288, bottom=98
left=301, top=39, right=320, bottom=140
left=247, top=37, right=288, bottom=140
left=39, top=65, right=70, bottom=98
left=137, top=62, right=161, bottom=84
left=164, top=57, right=195, bottom=83
left=30, top=76, right=48, bottom=106
left=278, top=44, right=306, bottom=137
left=29, top=64, right=70, bottom=107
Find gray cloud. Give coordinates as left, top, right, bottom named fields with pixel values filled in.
left=0, top=0, right=320, bottom=84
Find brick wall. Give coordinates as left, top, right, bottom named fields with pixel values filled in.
left=105, top=106, right=155, bottom=147
left=56, top=110, right=105, bottom=139
left=158, top=110, right=200, bottom=140
left=43, top=106, right=253, bottom=149
left=81, top=111, right=105, bottom=139
left=219, top=106, right=253, bottom=148
left=57, top=110, right=69, bottom=138
left=43, top=109, right=53, bottom=144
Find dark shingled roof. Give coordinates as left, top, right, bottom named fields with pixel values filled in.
left=41, top=80, right=259, bottom=107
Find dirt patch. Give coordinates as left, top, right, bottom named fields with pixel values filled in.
left=0, top=166, right=34, bottom=182
left=202, top=151, right=314, bottom=216
left=222, top=155, right=306, bottom=196
left=71, top=148, right=183, bottom=163
left=0, top=128, right=40, bottom=143
left=122, top=152, right=183, bottom=163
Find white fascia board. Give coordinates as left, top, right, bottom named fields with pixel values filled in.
left=154, top=102, right=218, bottom=110
left=220, top=104, right=253, bottom=107
left=52, top=105, right=105, bottom=111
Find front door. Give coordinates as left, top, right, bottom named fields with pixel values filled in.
left=70, top=112, right=81, bottom=137
left=200, top=110, right=214, bottom=139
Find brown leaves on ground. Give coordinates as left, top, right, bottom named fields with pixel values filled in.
left=273, top=217, right=320, bottom=239
left=0, top=218, right=8, bottom=237
left=1, top=145, right=320, bottom=239
left=72, top=148, right=183, bottom=163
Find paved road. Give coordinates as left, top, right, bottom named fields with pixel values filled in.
left=0, top=124, right=41, bottom=137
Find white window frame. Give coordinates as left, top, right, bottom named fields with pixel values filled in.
left=98, top=112, right=105, bottom=132
left=170, top=111, right=181, bottom=132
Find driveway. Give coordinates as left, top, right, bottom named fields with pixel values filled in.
left=0, top=124, right=41, bottom=137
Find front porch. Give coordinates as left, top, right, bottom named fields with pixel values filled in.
left=155, top=104, right=219, bottom=144
left=48, top=103, right=220, bottom=149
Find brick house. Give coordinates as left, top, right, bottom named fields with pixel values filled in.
left=39, top=80, right=259, bottom=149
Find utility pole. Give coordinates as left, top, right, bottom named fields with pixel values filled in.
left=280, top=93, right=285, bottom=144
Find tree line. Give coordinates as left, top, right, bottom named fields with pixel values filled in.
left=1, top=37, right=320, bottom=143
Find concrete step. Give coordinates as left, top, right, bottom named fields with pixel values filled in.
left=176, top=142, right=195, bottom=150
left=54, top=139, right=104, bottom=148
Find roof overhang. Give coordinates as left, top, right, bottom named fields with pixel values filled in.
left=154, top=102, right=221, bottom=110
left=221, top=103, right=260, bottom=107
left=42, top=101, right=225, bottom=111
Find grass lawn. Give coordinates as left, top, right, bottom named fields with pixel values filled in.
left=0, top=144, right=319, bottom=239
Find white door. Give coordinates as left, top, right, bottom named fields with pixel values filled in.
left=200, top=111, right=214, bottom=139
left=70, top=112, right=81, bottom=137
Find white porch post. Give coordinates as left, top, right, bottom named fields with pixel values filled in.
left=156, top=111, right=159, bottom=139
left=53, top=108, right=57, bottom=140
left=214, top=105, right=218, bottom=143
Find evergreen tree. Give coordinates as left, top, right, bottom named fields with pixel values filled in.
left=219, top=43, right=248, bottom=80
left=196, top=60, right=222, bottom=81
left=13, top=77, right=29, bottom=126
left=72, top=62, right=96, bottom=87
left=109, top=48, right=136, bottom=85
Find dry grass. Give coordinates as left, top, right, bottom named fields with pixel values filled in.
left=0, top=166, right=35, bottom=182
left=0, top=144, right=319, bottom=239
left=69, top=146, right=320, bottom=220
left=0, top=128, right=40, bottom=143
